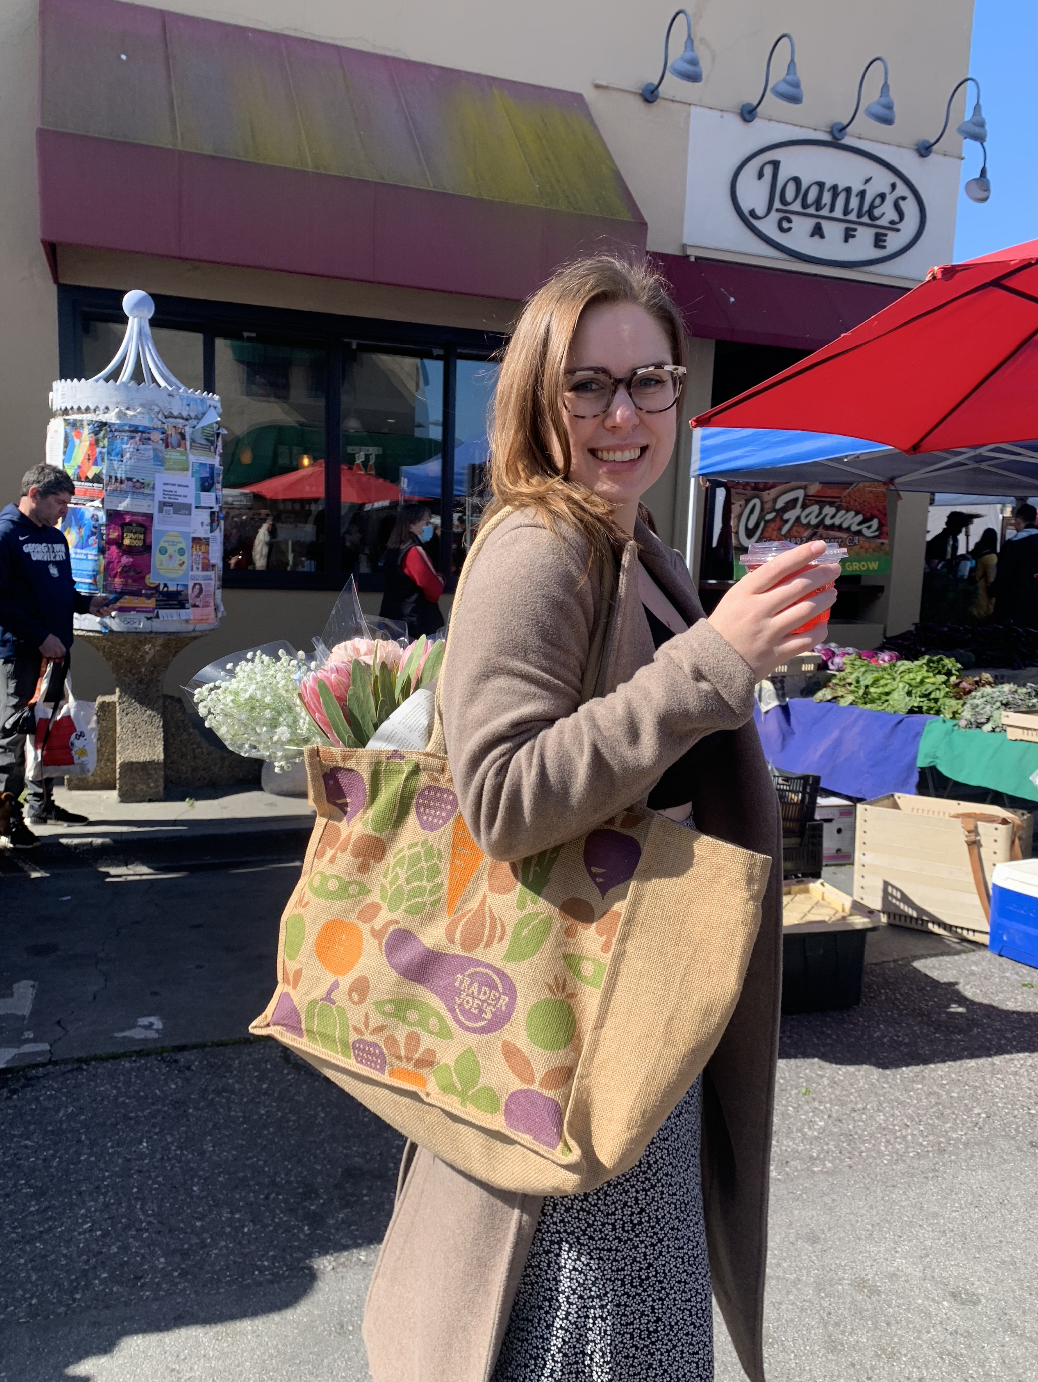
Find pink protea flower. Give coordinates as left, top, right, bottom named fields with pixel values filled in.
left=299, top=662, right=352, bottom=741
left=328, top=637, right=406, bottom=674
left=403, top=638, right=436, bottom=680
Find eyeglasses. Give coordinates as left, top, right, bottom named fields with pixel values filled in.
left=562, top=364, right=686, bottom=419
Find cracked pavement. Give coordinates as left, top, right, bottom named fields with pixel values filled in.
left=2, top=850, right=1037, bottom=1380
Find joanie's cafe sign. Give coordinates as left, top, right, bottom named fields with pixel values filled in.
left=730, top=139, right=926, bottom=270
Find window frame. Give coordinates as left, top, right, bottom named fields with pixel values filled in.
left=58, top=284, right=504, bottom=592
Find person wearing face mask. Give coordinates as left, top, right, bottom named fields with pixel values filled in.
left=380, top=503, right=445, bottom=639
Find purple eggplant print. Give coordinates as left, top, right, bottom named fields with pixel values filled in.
left=322, top=767, right=366, bottom=825
left=583, top=829, right=641, bottom=899
left=270, top=990, right=303, bottom=1038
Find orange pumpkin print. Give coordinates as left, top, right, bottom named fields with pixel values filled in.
left=313, top=918, right=364, bottom=975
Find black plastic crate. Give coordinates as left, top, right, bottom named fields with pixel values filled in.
left=773, top=772, right=821, bottom=841
left=782, top=926, right=869, bottom=1013
left=782, top=820, right=823, bottom=879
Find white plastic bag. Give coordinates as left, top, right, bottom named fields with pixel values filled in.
left=26, top=676, right=97, bottom=780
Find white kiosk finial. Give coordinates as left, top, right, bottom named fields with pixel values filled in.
left=89, top=288, right=185, bottom=391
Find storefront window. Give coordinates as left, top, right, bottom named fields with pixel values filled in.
left=340, top=349, right=443, bottom=582
left=81, top=320, right=204, bottom=391
left=218, top=337, right=326, bottom=574
left=452, top=359, right=498, bottom=571
left=62, top=286, right=504, bottom=591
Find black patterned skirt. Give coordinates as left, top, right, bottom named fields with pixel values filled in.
left=491, top=1074, right=712, bottom=1382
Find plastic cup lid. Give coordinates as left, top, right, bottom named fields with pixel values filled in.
left=744, top=541, right=796, bottom=563
left=745, top=540, right=847, bottom=565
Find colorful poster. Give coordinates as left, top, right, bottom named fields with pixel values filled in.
left=188, top=572, right=215, bottom=623
left=104, top=512, right=152, bottom=594
left=152, top=528, right=190, bottom=581
left=107, top=423, right=163, bottom=467
left=62, top=505, right=102, bottom=591
left=188, top=422, right=218, bottom=461
left=191, top=536, right=211, bottom=572
left=193, top=460, right=217, bottom=508
left=105, top=428, right=159, bottom=510
left=163, top=424, right=189, bottom=472
left=62, top=419, right=106, bottom=486
left=729, top=481, right=891, bottom=575
left=154, top=584, right=188, bottom=609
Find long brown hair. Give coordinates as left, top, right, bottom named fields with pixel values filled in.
left=484, top=254, right=686, bottom=559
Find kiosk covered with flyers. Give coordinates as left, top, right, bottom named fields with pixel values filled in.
left=47, top=290, right=225, bottom=800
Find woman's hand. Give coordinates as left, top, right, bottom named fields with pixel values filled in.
left=707, top=541, right=840, bottom=680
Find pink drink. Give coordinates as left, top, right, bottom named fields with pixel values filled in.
left=742, top=541, right=846, bottom=634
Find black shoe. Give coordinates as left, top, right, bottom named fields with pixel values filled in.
left=30, top=804, right=89, bottom=826
left=1, top=819, right=40, bottom=850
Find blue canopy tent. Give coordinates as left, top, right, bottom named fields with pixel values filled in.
left=400, top=436, right=489, bottom=498
left=692, top=427, right=1038, bottom=495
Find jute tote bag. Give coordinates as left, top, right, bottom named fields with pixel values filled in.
left=251, top=511, right=772, bottom=1195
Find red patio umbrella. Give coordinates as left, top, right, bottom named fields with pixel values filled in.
left=240, top=460, right=400, bottom=503
left=693, top=238, right=1038, bottom=454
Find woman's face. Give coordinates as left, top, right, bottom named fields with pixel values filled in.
left=559, top=302, right=678, bottom=527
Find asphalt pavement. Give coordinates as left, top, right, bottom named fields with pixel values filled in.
left=2, top=827, right=1037, bottom=1381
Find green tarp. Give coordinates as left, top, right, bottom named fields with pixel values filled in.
left=917, top=719, right=1038, bottom=803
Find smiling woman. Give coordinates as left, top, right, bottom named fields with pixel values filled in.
left=362, top=255, right=838, bottom=1382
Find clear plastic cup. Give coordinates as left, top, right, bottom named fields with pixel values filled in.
left=743, top=540, right=846, bottom=634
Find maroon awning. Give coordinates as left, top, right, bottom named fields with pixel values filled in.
left=37, top=0, right=646, bottom=301
left=655, top=253, right=907, bottom=352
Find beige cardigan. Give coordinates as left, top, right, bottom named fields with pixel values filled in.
left=364, top=509, right=782, bottom=1382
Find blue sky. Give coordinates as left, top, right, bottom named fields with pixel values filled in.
left=952, top=0, right=1037, bottom=259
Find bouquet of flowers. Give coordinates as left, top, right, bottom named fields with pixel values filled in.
left=298, top=634, right=441, bottom=750
left=188, top=582, right=444, bottom=769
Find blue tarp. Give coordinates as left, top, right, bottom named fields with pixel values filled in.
left=753, top=697, right=933, bottom=799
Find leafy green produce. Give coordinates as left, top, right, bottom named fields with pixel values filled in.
left=814, top=654, right=965, bottom=717
left=957, top=682, right=1038, bottom=733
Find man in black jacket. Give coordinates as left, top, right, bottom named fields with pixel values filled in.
left=0, top=464, right=113, bottom=848
left=992, top=503, right=1038, bottom=629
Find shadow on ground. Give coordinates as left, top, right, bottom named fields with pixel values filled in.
left=0, top=1041, right=402, bottom=1381
left=780, top=948, right=1038, bottom=1069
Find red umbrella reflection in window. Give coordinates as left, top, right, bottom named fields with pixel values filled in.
left=239, top=460, right=401, bottom=503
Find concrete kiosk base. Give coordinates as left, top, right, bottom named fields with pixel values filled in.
left=74, top=632, right=204, bottom=802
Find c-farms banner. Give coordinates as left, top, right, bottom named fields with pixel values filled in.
left=730, top=480, right=890, bottom=574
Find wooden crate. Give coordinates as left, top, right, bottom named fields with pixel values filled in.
left=782, top=879, right=878, bottom=933
left=853, top=795, right=1034, bottom=942
left=1002, top=711, right=1038, bottom=743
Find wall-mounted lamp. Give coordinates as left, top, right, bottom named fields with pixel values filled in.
left=830, top=57, right=895, bottom=140
left=964, top=144, right=991, bottom=203
left=739, top=33, right=803, bottom=122
left=641, top=9, right=703, bottom=103
left=917, top=77, right=987, bottom=156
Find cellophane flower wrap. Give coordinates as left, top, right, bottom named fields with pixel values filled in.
left=190, top=643, right=325, bottom=772
left=187, top=579, right=444, bottom=769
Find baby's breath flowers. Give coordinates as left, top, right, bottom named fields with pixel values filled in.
left=193, top=648, right=328, bottom=771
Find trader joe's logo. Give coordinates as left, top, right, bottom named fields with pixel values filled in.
left=731, top=481, right=890, bottom=574
left=731, top=140, right=926, bottom=268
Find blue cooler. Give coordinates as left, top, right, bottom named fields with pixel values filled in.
left=989, top=859, right=1038, bottom=969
